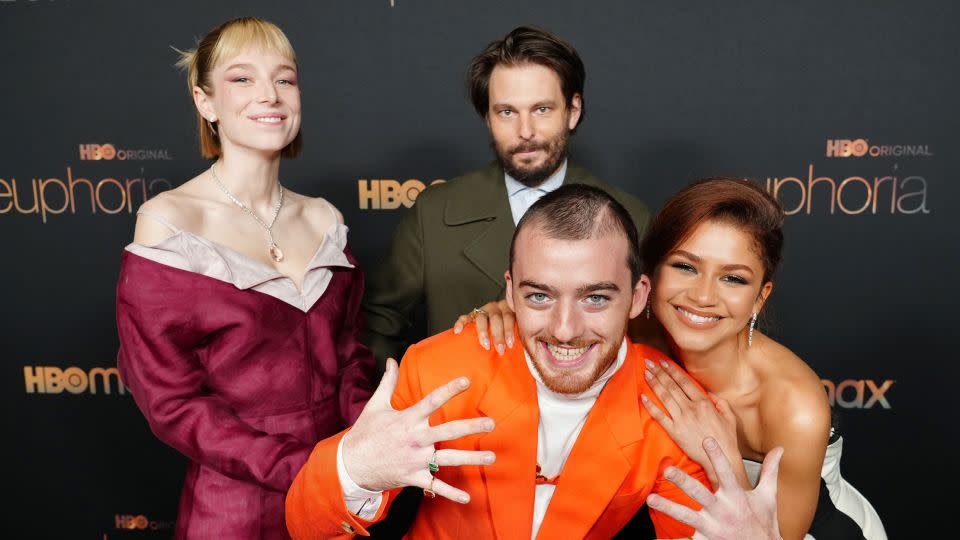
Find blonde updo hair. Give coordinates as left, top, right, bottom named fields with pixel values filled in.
left=176, top=17, right=303, bottom=159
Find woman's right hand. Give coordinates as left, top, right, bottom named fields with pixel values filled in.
left=641, top=359, right=747, bottom=489
left=453, top=299, right=515, bottom=356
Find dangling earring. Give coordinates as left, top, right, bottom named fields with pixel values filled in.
left=645, top=291, right=653, bottom=319
left=207, top=117, right=218, bottom=136
left=748, top=312, right=758, bottom=347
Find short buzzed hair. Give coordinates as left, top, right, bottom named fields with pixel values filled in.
left=509, top=184, right=642, bottom=285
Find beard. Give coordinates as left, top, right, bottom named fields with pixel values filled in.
left=529, top=336, right=620, bottom=395
left=493, top=128, right=570, bottom=188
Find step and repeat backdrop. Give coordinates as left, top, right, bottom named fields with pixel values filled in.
left=1, top=0, right=955, bottom=538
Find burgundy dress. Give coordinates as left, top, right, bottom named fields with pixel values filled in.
left=116, top=218, right=374, bottom=539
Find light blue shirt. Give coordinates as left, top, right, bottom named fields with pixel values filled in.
left=504, top=160, right=568, bottom=225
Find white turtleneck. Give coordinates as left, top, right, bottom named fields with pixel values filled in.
left=526, top=340, right=627, bottom=538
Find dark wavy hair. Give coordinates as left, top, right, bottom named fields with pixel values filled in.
left=466, top=26, right=586, bottom=130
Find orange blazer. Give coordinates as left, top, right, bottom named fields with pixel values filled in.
left=286, top=327, right=708, bottom=539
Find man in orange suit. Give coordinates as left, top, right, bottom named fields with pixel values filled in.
left=286, top=185, right=720, bottom=539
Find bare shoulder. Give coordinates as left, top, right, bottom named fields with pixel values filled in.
left=133, top=173, right=209, bottom=245
left=753, top=338, right=831, bottom=449
left=285, top=189, right=344, bottom=228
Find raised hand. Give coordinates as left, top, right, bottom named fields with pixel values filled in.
left=648, top=437, right=783, bottom=540
left=641, top=359, right=743, bottom=488
left=341, top=358, right=497, bottom=503
left=453, top=299, right=515, bottom=356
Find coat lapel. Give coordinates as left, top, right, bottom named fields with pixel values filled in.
left=477, top=343, right=539, bottom=540
left=445, top=161, right=600, bottom=290
left=443, top=162, right=514, bottom=290
left=535, top=346, right=646, bottom=539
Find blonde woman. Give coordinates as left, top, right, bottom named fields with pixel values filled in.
left=116, top=18, right=374, bottom=538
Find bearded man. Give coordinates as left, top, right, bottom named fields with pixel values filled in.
left=361, top=26, right=650, bottom=372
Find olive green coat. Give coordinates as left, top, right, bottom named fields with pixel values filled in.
left=360, top=161, right=651, bottom=371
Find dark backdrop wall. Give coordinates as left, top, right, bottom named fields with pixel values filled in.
left=2, top=1, right=955, bottom=538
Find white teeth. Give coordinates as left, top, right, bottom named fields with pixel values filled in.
left=677, top=307, right=720, bottom=323
left=253, top=117, right=282, bottom=123
left=545, top=343, right=590, bottom=360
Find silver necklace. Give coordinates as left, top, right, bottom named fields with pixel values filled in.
left=210, top=163, right=285, bottom=262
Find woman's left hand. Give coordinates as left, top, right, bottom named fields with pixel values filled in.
left=641, top=359, right=743, bottom=489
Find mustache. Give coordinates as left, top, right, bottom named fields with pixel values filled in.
left=509, top=142, right=549, bottom=154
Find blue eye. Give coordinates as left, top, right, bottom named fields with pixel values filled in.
left=527, top=292, right=549, bottom=304
left=585, top=294, right=609, bottom=306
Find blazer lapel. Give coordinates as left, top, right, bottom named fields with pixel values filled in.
left=461, top=216, right=515, bottom=289
left=445, top=160, right=599, bottom=290
left=477, top=343, right=539, bottom=540
left=444, top=162, right=514, bottom=289
left=535, top=347, right=646, bottom=539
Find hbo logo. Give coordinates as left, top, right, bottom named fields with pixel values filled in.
left=358, top=179, right=445, bottom=210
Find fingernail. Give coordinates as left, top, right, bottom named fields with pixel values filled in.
left=664, top=467, right=677, bottom=480
left=496, top=344, right=505, bottom=355
left=506, top=336, right=514, bottom=347
left=660, top=360, right=669, bottom=369
left=644, top=359, right=655, bottom=369
left=704, top=437, right=718, bottom=450
left=481, top=338, right=490, bottom=350
left=484, top=453, right=495, bottom=464
left=640, top=393, right=649, bottom=403
left=484, top=419, right=495, bottom=431
left=458, top=378, right=469, bottom=388
left=644, top=370, right=653, bottom=381
left=459, top=495, right=469, bottom=504
left=454, top=326, right=461, bottom=334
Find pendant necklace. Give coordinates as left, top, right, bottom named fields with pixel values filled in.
left=210, top=163, right=285, bottom=262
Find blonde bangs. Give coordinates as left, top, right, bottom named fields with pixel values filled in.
left=208, top=18, right=297, bottom=78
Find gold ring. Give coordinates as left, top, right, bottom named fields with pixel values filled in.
left=470, top=307, right=486, bottom=319
left=423, top=476, right=436, bottom=498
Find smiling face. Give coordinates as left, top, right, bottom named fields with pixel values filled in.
left=652, top=220, right=773, bottom=354
left=194, top=48, right=301, bottom=157
left=486, top=63, right=581, bottom=187
left=506, top=224, right=647, bottom=394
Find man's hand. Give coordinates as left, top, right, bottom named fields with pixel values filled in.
left=648, top=437, right=782, bottom=540
left=341, top=358, right=497, bottom=503
left=453, top=299, right=514, bottom=355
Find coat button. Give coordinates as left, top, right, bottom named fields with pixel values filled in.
left=340, top=521, right=355, bottom=533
